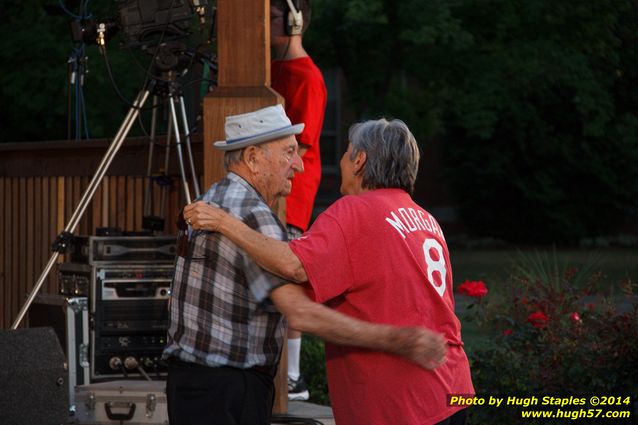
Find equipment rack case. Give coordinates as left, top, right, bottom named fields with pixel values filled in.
left=74, top=380, right=168, bottom=425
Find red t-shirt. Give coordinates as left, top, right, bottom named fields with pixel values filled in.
left=289, top=189, right=474, bottom=425
left=272, top=56, right=327, bottom=231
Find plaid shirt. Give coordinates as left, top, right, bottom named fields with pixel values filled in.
left=163, top=172, right=288, bottom=371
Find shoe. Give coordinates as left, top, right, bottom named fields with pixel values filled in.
left=288, top=375, right=310, bottom=401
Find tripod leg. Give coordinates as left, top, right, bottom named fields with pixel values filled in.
left=159, top=110, right=174, bottom=219
left=177, top=95, right=201, bottom=197
left=168, top=97, right=192, bottom=204
left=11, top=87, right=152, bottom=329
left=66, top=88, right=151, bottom=229
left=143, top=96, right=159, bottom=218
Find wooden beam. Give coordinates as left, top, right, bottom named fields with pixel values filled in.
left=203, top=0, right=289, bottom=413
left=216, top=0, right=270, bottom=87
left=0, top=137, right=203, bottom=178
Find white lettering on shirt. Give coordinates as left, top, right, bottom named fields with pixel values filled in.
left=398, top=208, right=418, bottom=231
left=429, top=215, right=443, bottom=239
left=385, top=207, right=445, bottom=241
left=385, top=211, right=410, bottom=238
left=417, top=210, right=431, bottom=232
left=409, top=208, right=425, bottom=231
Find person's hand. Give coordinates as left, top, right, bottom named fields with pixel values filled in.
left=183, top=201, right=227, bottom=232
left=391, top=327, right=447, bottom=370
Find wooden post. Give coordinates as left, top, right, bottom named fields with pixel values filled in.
left=202, top=0, right=289, bottom=414
left=203, top=0, right=282, bottom=186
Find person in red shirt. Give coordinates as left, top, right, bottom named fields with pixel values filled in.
left=184, top=118, right=474, bottom=424
left=270, top=0, right=328, bottom=400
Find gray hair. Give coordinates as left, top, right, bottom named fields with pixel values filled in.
left=348, top=118, right=420, bottom=194
left=223, top=149, right=245, bottom=171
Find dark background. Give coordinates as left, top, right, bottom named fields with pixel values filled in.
left=2, top=0, right=638, bottom=246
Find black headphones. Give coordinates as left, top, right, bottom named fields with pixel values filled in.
left=284, top=0, right=303, bottom=36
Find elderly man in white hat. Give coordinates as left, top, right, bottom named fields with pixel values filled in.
left=163, top=105, right=447, bottom=425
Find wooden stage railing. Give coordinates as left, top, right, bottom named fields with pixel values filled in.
left=0, top=136, right=202, bottom=330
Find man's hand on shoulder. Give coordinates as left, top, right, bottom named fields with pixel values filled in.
left=184, top=201, right=227, bottom=232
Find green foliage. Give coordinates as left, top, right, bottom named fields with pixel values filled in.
left=4, top=1, right=638, bottom=242
left=0, top=0, right=210, bottom=143
left=440, top=0, right=638, bottom=243
left=0, top=1, right=71, bottom=142
left=300, top=334, right=330, bottom=405
left=0, top=1, right=138, bottom=142
left=306, top=0, right=638, bottom=243
left=461, top=251, right=638, bottom=424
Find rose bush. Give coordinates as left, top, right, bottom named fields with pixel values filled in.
left=458, top=252, right=638, bottom=424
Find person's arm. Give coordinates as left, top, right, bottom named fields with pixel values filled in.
left=270, top=283, right=447, bottom=370
left=184, top=201, right=307, bottom=282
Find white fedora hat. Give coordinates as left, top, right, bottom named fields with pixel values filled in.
left=214, top=104, right=305, bottom=151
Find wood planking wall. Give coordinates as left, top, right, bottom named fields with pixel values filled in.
left=0, top=137, right=202, bottom=330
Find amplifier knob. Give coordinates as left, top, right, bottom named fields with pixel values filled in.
left=124, top=356, right=139, bottom=370
left=141, top=357, right=154, bottom=368
left=109, top=357, right=122, bottom=370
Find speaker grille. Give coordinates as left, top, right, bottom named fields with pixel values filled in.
left=0, top=327, right=69, bottom=425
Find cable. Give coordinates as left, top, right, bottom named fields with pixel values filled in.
left=79, top=81, right=90, bottom=139
left=59, top=0, right=93, bottom=20
left=137, top=365, right=152, bottom=381
left=134, top=0, right=179, bottom=89
left=100, top=44, right=146, bottom=109
left=73, top=1, right=215, bottom=139
left=119, top=362, right=128, bottom=378
left=64, top=0, right=93, bottom=140
left=68, top=44, right=91, bottom=141
left=96, top=0, right=180, bottom=110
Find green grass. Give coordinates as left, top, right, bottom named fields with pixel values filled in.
left=451, top=247, right=638, bottom=355
left=450, top=247, right=637, bottom=294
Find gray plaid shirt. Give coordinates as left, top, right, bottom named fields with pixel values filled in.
left=163, top=172, right=288, bottom=371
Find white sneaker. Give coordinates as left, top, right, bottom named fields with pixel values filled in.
left=288, top=376, right=310, bottom=401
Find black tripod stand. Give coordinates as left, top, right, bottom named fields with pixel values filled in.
left=12, top=65, right=200, bottom=329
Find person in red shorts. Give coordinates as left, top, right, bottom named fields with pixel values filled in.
left=184, top=118, right=475, bottom=424
left=270, top=0, right=328, bottom=400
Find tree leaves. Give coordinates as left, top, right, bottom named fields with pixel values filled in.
left=308, top=0, right=638, bottom=243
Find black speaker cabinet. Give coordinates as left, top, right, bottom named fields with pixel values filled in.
left=0, top=327, right=69, bottom=425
